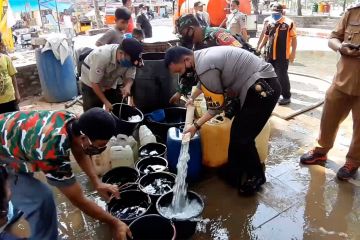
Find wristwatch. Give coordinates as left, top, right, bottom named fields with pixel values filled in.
left=193, top=121, right=201, bottom=130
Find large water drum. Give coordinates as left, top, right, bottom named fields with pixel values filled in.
left=35, top=49, right=77, bottom=103
left=133, top=52, right=178, bottom=114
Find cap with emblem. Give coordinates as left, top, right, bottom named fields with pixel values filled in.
left=119, top=38, right=144, bottom=67
left=176, top=14, right=200, bottom=33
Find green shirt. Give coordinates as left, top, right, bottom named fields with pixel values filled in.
left=0, top=110, right=77, bottom=187
left=0, top=54, right=17, bottom=104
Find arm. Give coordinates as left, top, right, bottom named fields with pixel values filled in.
left=95, top=30, right=114, bottom=47
left=91, top=82, right=112, bottom=111
left=7, top=57, right=19, bottom=102
left=121, top=78, right=134, bottom=98
left=289, top=37, right=297, bottom=63
left=257, top=22, right=268, bottom=48
left=328, top=38, right=342, bottom=52
left=58, top=183, right=131, bottom=240
left=11, top=76, right=20, bottom=103
left=257, top=35, right=269, bottom=51
left=72, top=145, right=120, bottom=200
left=121, top=67, right=136, bottom=97
left=241, top=28, right=249, bottom=41
left=219, top=18, right=227, bottom=28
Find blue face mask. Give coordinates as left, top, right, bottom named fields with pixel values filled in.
left=271, top=12, right=282, bottom=21
left=119, top=59, right=133, bottom=68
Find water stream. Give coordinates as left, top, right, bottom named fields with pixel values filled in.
left=171, top=142, right=190, bottom=212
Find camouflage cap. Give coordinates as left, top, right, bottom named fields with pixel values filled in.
left=176, top=14, right=201, bottom=33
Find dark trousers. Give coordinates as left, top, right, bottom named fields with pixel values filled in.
left=225, top=77, right=281, bottom=188
left=269, top=59, right=291, bottom=99
left=0, top=100, right=19, bottom=114
left=81, top=83, right=123, bottom=112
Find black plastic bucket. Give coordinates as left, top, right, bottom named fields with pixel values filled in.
left=133, top=52, right=178, bottom=114
left=129, top=214, right=176, bottom=240
left=139, top=142, right=167, bottom=159
left=112, top=103, right=144, bottom=136
left=102, top=167, right=140, bottom=191
left=107, top=190, right=151, bottom=224
left=156, top=191, right=204, bottom=239
left=139, top=172, right=176, bottom=202
left=135, top=156, right=168, bottom=175
left=145, top=107, right=186, bottom=143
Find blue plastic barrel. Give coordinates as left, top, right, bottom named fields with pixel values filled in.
left=166, top=127, right=202, bottom=181
left=35, top=49, right=77, bottom=103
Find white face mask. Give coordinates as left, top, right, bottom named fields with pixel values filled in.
left=231, top=9, right=238, bottom=13
left=142, top=9, right=147, bottom=14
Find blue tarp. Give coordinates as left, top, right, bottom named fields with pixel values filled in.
left=9, top=0, right=71, bottom=13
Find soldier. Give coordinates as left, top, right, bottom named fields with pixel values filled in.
left=170, top=14, right=245, bottom=104
left=300, top=4, right=360, bottom=181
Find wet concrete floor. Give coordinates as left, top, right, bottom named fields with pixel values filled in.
left=10, top=37, right=360, bottom=239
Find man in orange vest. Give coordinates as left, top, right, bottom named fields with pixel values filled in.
left=257, top=3, right=297, bottom=105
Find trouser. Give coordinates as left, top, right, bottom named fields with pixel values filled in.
left=9, top=173, right=58, bottom=240
left=269, top=59, right=291, bottom=99
left=226, top=77, right=281, bottom=186
left=0, top=100, right=19, bottom=114
left=314, top=84, right=360, bottom=166
left=81, top=83, right=123, bottom=112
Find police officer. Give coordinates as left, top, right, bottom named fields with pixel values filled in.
left=257, top=3, right=297, bottom=105
left=80, top=38, right=143, bottom=112
left=221, top=0, right=248, bottom=40
left=165, top=46, right=280, bottom=194
left=300, top=4, right=360, bottom=181
left=170, top=14, right=244, bottom=104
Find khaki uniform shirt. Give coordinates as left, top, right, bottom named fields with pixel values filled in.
left=329, top=4, right=360, bottom=96
left=226, top=11, right=247, bottom=36
left=80, top=44, right=136, bottom=90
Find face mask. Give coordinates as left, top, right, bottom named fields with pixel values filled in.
left=120, top=59, right=133, bottom=68
left=231, top=9, right=238, bottom=13
left=142, top=9, right=147, bottom=14
left=184, top=60, right=195, bottom=76
left=271, top=12, right=282, bottom=21
left=83, top=144, right=107, bottom=156
left=81, top=136, right=107, bottom=156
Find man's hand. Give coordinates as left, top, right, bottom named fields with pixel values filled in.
left=339, top=43, right=360, bottom=57
left=169, top=92, right=182, bottom=104
left=104, top=101, right=113, bottom=112
left=95, top=182, right=119, bottom=201
left=185, top=98, right=194, bottom=107
left=112, top=220, right=132, bottom=240
left=183, top=124, right=197, bottom=138
left=121, top=85, right=132, bottom=98
left=15, top=92, right=21, bottom=103
left=289, top=52, right=296, bottom=63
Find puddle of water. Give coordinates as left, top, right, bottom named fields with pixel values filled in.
left=196, top=217, right=230, bottom=240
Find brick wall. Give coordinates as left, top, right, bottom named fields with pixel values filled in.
left=16, top=64, right=42, bottom=99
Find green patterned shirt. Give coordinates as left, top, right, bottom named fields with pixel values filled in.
left=0, top=110, right=77, bottom=187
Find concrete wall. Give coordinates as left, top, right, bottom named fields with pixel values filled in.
left=16, top=64, right=42, bottom=99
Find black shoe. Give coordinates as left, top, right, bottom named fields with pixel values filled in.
left=337, top=162, right=359, bottom=181
left=300, top=150, right=327, bottom=165
left=237, top=173, right=266, bottom=196
left=279, top=98, right=291, bottom=105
